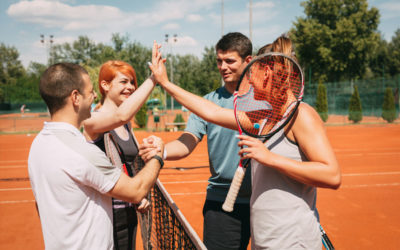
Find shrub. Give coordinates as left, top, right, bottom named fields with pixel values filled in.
left=135, top=103, right=148, bottom=128
left=316, top=81, right=328, bottom=122
left=348, top=85, right=363, bottom=123
left=382, top=87, right=397, bottom=123
left=174, top=113, right=185, bottom=130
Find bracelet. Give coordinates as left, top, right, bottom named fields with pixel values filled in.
left=152, top=155, right=164, bottom=169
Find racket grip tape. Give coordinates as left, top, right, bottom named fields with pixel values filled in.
left=222, top=167, right=245, bottom=212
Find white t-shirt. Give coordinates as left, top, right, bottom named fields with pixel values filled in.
left=28, top=122, right=121, bottom=250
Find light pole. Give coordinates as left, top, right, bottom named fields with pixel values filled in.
left=164, top=34, right=178, bottom=111
left=221, top=0, right=224, bottom=37
left=249, top=0, right=252, bottom=41
left=40, top=34, right=54, bottom=65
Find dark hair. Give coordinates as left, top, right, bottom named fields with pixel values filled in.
left=215, top=32, right=252, bottom=59
left=39, top=63, right=88, bottom=115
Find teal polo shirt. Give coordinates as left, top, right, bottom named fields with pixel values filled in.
left=185, top=87, right=251, bottom=204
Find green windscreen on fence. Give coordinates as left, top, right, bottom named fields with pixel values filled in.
left=303, top=74, right=400, bottom=116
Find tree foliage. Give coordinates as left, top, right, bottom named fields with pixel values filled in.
left=0, top=43, right=25, bottom=85
left=387, top=29, right=400, bottom=76
left=348, top=85, right=362, bottom=123
left=135, top=102, right=148, bottom=128
left=382, top=87, right=397, bottom=123
left=291, top=0, right=380, bottom=82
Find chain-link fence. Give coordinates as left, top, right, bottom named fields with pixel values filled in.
left=303, top=74, right=400, bottom=117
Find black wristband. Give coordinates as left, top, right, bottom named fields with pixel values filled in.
left=152, top=155, right=164, bottom=169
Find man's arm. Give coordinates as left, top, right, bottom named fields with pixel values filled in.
left=107, top=136, right=164, bottom=203
left=164, top=132, right=199, bottom=160
left=139, top=132, right=200, bottom=162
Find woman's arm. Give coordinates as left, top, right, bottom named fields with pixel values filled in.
left=149, top=41, right=237, bottom=130
left=238, top=103, right=341, bottom=189
left=83, top=77, right=155, bottom=139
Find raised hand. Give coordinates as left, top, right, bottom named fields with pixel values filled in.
left=148, top=41, right=169, bottom=86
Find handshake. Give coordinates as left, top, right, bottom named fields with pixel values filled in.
left=139, top=135, right=164, bottom=163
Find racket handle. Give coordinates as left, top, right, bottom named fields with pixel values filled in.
left=222, top=166, right=245, bottom=212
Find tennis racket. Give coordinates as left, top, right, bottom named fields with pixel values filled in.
left=104, top=132, right=123, bottom=169
left=320, top=225, right=335, bottom=250
left=104, top=132, right=153, bottom=250
left=222, top=52, right=304, bottom=212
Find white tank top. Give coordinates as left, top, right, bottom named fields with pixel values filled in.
left=250, top=129, right=321, bottom=250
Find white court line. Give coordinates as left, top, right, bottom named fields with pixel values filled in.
left=162, top=180, right=207, bottom=184
left=334, top=147, right=400, bottom=153
left=0, top=200, right=35, bottom=204
left=343, top=171, right=400, bottom=177
left=342, top=183, right=400, bottom=188
left=0, top=160, right=26, bottom=164
left=337, top=152, right=400, bottom=157
left=2, top=183, right=400, bottom=204
left=170, top=192, right=206, bottom=196
left=0, top=165, right=27, bottom=169
left=0, top=187, right=31, bottom=191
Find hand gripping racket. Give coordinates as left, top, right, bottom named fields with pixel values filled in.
left=222, top=52, right=304, bottom=212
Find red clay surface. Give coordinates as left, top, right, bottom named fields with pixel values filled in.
left=1, top=123, right=400, bottom=249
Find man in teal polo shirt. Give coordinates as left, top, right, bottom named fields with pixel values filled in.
left=158, top=32, right=253, bottom=250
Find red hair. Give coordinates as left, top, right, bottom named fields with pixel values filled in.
left=98, top=60, right=137, bottom=103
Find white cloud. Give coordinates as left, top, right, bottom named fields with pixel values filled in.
left=251, top=1, right=275, bottom=9
left=187, top=14, right=203, bottom=22
left=379, top=2, right=400, bottom=19
left=7, top=0, right=127, bottom=30
left=175, top=36, right=198, bottom=47
left=5, top=0, right=221, bottom=65
left=6, top=0, right=220, bottom=32
left=163, top=23, right=180, bottom=30
left=379, top=2, right=400, bottom=11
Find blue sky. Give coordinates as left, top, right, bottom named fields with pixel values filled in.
left=0, top=0, right=399, bottom=67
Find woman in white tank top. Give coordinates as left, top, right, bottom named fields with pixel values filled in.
left=148, top=36, right=341, bottom=249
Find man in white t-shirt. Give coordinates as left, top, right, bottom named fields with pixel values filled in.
left=28, top=63, right=164, bottom=250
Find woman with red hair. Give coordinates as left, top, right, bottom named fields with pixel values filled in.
left=83, top=60, right=155, bottom=249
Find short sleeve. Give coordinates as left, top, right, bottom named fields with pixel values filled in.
left=185, top=113, right=207, bottom=141
left=78, top=143, right=121, bottom=194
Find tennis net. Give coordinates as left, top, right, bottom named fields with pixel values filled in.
left=138, top=179, right=207, bottom=250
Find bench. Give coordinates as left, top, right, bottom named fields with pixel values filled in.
left=165, top=122, right=187, bottom=132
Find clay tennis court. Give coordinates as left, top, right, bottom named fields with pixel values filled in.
left=0, top=118, right=399, bottom=249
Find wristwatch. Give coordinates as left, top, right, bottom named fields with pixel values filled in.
left=152, top=155, right=164, bottom=169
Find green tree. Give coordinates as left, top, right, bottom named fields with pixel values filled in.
left=122, top=42, right=152, bottom=86
left=83, top=64, right=101, bottom=104
left=291, top=0, right=380, bottom=82
left=316, top=81, right=328, bottom=122
left=0, top=43, right=25, bottom=85
left=197, top=46, right=220, bottom=95
left=135, top=102, right=148, bottom=128
left=348, top=85, right=363, bottom=123
left=388, top=29, right=400, bottom=76
left=382, top=87, right=397, bottom=123
left=50, top=36, right=101, bottom=66
left=367, top=34, right=389, bottom=79
left=174, top=54, right=201, bottom=93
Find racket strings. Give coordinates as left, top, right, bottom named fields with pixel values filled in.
left=235, top=56, right=302, bottom=137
